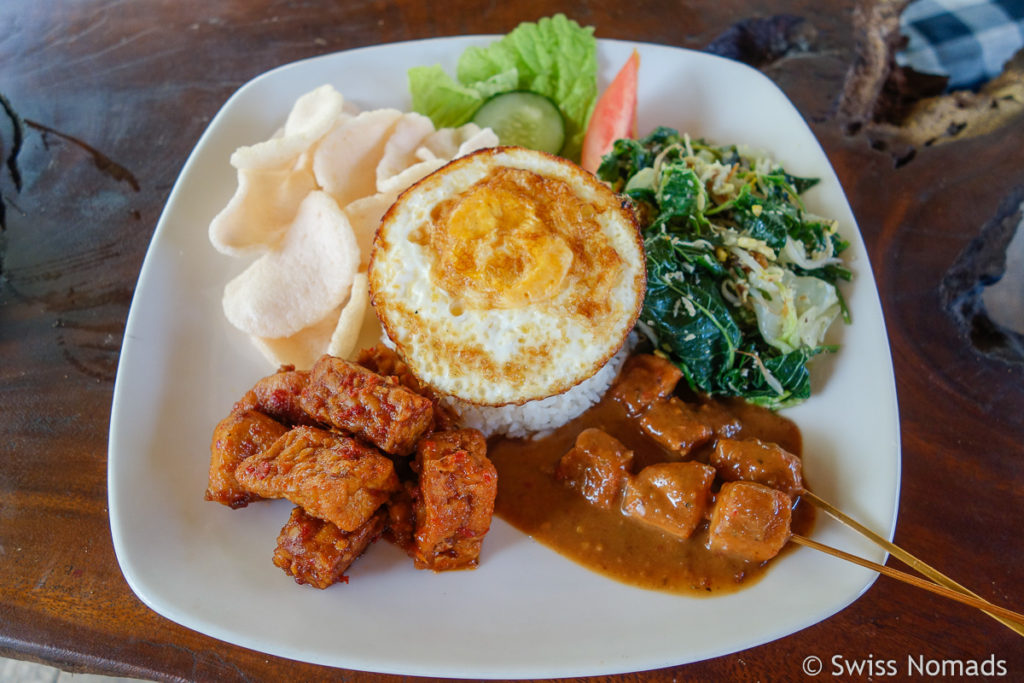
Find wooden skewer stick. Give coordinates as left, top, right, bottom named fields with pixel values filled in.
left=802, top=490, right=1024, bottom=637
left=790, top=534, right=1024, bottom=628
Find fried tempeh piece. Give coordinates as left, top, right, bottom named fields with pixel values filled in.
left=555, top=428, right=634, bottom=509
left=300, top=354, right=434, bottom=455
left=638, top=397, right=714, bottom=456
left=608, top=353, right=683, bottom=416
left=235, top=425, right=399, bottom=531
left=707, top=481, right=792, bottom=562
left=205, top=409, right=289, bottom=508
left=412, top=429, right=497, bottom=571
left=622, top=461, right=716, bottom=539
left=382, top=482, right=417, bottom=552
left=273, top=506, right=387, bottom=589
left=355, top=345, right=424, bottom=393
left=356, top=345, right=459, bottom=431
left=231, top=365, right=313, bottom=426
left=710, top=437, right=804, bottom=497
left=251, top=366, right=312, bottom=425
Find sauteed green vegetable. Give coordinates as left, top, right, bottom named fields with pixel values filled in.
left=598, top=127, right=852, bottom=408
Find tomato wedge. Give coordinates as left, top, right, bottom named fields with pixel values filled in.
left=581, top=49, right=639, bottom=174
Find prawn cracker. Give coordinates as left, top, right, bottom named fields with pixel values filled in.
left=223, top=190, right=359, bottom=338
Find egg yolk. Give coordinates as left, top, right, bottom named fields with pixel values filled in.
left=425, top=167, right=621, bottom=317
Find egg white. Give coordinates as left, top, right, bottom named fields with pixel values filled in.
left=369, top=147, right=645, bottom=406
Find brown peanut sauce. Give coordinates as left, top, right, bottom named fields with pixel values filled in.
left=488, top=385, right=814, bottom=596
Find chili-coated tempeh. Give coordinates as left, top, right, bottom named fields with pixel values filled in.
left=300, top=354, right=434, bottom=455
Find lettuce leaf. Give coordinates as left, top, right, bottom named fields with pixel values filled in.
left=407, top=65, right=486, bottom=129
left=408, top=14, right=597, bottom=160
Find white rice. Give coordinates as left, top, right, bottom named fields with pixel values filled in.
left=442, top=335, right=635, bottom=439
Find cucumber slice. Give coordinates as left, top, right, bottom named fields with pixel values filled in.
left=471, top=91, right=566, bottom=154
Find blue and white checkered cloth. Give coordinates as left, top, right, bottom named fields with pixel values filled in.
left=897, top=0, right=1024, bottom=90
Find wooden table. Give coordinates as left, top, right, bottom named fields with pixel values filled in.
left=2, top=1, right=1022, bottom=680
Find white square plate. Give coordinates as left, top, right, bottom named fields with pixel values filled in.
left=108, top=37, right=900, bottom=678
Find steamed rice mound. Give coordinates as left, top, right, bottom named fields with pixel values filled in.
left=443, top=338, right=634, bottom=438
left=369, top=146, right=646, bottom=427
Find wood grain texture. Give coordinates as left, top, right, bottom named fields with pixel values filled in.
left=1, top=1, right=1021, bottom=681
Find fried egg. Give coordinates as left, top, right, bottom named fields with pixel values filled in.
left=369, top=146, right=645, bottom=406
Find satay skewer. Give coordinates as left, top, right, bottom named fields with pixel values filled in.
left=801, top=490, right=1024, bottom=637
left=701, top=437, right=1023, bottom=635
left=789, top=534, right=1024, bottom=628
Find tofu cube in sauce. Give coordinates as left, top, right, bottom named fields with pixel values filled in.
left=638, top=397, right=714, bottom=456
left=608, top=353, right=683, bottom=416
left=622, top=461, right=716, bottom=539
left=556, top=428, right=634, bottom=509
left=707, top=481, right=793, bottom=562
left=695, top=400, right=743, bottom=438
left=710, top=437, right=804, bottom=497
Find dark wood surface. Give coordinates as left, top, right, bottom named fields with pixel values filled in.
left=2, top=1, right=1021, bottom=681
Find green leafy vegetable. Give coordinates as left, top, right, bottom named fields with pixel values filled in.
left=407, top=65, right=489, bottom=129
left=602, top=127, right=852, bottom=408
left=408, top=14, right=597, bottom=160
